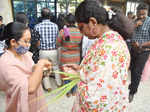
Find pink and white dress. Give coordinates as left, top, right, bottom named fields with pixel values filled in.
left=72, top=31, right=130, bottom=112
left=0, top=50, right=47, bottom=112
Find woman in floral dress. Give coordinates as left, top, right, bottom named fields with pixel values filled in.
left=73, top=1, right=134, bottom=112
left=53, top=1, right=134, bottom=112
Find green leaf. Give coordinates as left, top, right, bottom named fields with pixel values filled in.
left=53, top=71, right=79, bottom=77
left=39, top=79, right=80, bottom=111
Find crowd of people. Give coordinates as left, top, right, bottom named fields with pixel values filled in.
left=0, top=0, right=150, bottom=112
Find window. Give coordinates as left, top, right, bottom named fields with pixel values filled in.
left=126, top=1, right=139, bottom=15
left=12, top=0, right=55, bottom=28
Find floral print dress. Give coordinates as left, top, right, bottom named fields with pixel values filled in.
left=72, top=31, right=130, bottom=112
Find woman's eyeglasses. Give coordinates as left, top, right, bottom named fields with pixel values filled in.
left=18, top=40, right=31, bottom=44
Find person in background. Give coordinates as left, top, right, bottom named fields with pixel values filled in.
left=15, top=12, right=40, bottom=63
left=57, top=13, right=83, bottom=97
left=50, top=13, right=56, bottom=23
left=0, top=22, right=51, bottom=112
left=0, top=16, right=5, bottom=32
left=37, top=16, right=43, bottom=24
left=126, top=12, right=135, bottom=52
left=54, top=0, right=134, bottom=111
left=81, top=35, right=96, bottom=60
left=129, top=3, right=150, bottom=102
left=56, top=13, right=66, bottom=31
left=127, top=11, right=136, bottom=21
left=0, top=16, right=5, bottom=56
left=35, top=8, right=62, bottom=88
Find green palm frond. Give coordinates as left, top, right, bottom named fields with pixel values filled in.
left=39, top=79, right=80, bottom=111
left=30, top=70, right=81, bottom=110
left=53, top=70, right=79, bottom=77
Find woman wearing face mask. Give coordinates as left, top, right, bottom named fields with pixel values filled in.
left=0, top=22, right=51, bottom=112
left=15, top=12, right=40, bottom=64
left=58, top=0, right=134, bottom=112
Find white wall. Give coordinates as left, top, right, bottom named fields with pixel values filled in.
left=0, top=0, right=13, bottom=24
left=126, top=1, right=139, bottom=16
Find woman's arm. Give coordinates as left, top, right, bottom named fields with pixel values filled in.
left=28, top=59, right=52, bottom=94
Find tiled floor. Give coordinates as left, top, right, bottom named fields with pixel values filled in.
left=1, top=76, right=150, bottom=112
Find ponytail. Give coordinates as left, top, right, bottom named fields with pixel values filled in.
left=106, top=8, right=134, bottom=40
left=75, top=0, right=134, bottom=40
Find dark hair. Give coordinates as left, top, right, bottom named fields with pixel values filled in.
left=137, top=3, right=149, bottom=11
left=15, top=12, right=29, bottom=24
left=56, top=13, right=66, bottom=30
left=127, top=11, right=133, bottom=16
left=41, top=8, right=51, bottom=19
left=65, top=13, right=76, bottom=27
left=0, top=16, right=3, bottom=21
left=1, top=22, right=29, bottom=48
left=75, top=0, right=134, bottom=40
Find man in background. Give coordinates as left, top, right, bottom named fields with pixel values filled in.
left=127, top=11, right=136, bottom=20
left=129, top=3, right=150, bottom=102
left=35, top=8, right=62, bottom=89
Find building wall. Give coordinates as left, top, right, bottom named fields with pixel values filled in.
left=0, top=0, right=13, bottom=24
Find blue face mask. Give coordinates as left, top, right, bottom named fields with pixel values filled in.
left=14, top=45, right=29, bottom=55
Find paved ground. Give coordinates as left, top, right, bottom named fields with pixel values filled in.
left=1, top=76, right=150, bottom=112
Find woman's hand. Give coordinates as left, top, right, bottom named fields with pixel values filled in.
left=62, top=64, right=80, bottom=75
left=37, top=59, right=52, bottom=70
left=135, top=20, right=143, bottom=27
left=29, top=59, right=52, bottom=94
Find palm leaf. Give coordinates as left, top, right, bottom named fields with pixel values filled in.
left=53, top=70, right=79, bottom=77
left=39, top=79, right=80, bottom=111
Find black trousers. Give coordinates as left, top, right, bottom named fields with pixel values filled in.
left=129, top=48, right=150, bottom=95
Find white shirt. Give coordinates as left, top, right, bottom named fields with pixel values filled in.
left=82, top=36, right=96, bottom=57
left=0, top=40, right=5, bottom=54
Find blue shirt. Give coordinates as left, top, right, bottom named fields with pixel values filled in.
left=34, top=19, right=59, bottom=50
left=131, top=17, right=150, bottom=44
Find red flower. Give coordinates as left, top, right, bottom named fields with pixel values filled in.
left=112, top=71, right=118, bottom=79
left=97, top=83, right=102, bottom=88
left=93, top=65, right=98, bottom=72
left=85, top=102, right=90, bottom=108
left=115, top=101, right=119, bottom=104
left=122, top=80, right=126, bottom=85
left=99, top=79, right=104, bottom=83
left=114, top=91, right=118, bottom=95
left=93, top=109, right=98, bottom=112
left=112, top=50, right=117, bottom=56
left=122, top=105, right=126, bottom=110
left=90, top=77, right=94, bottom=81
left=104, top=55, right=108, bottom=60
left=119, top=90, right=123, bottom=95
left=100, top=49, right=105, bottom=56
left=100, top=95, right=107, bottom=102
left=85, top=86, right=88, bottom=91
left=119, top=56, right=124, bottom=63
left=81, top=107, right=86, bottom=112
left=98, top=39, right=104, bottom=44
